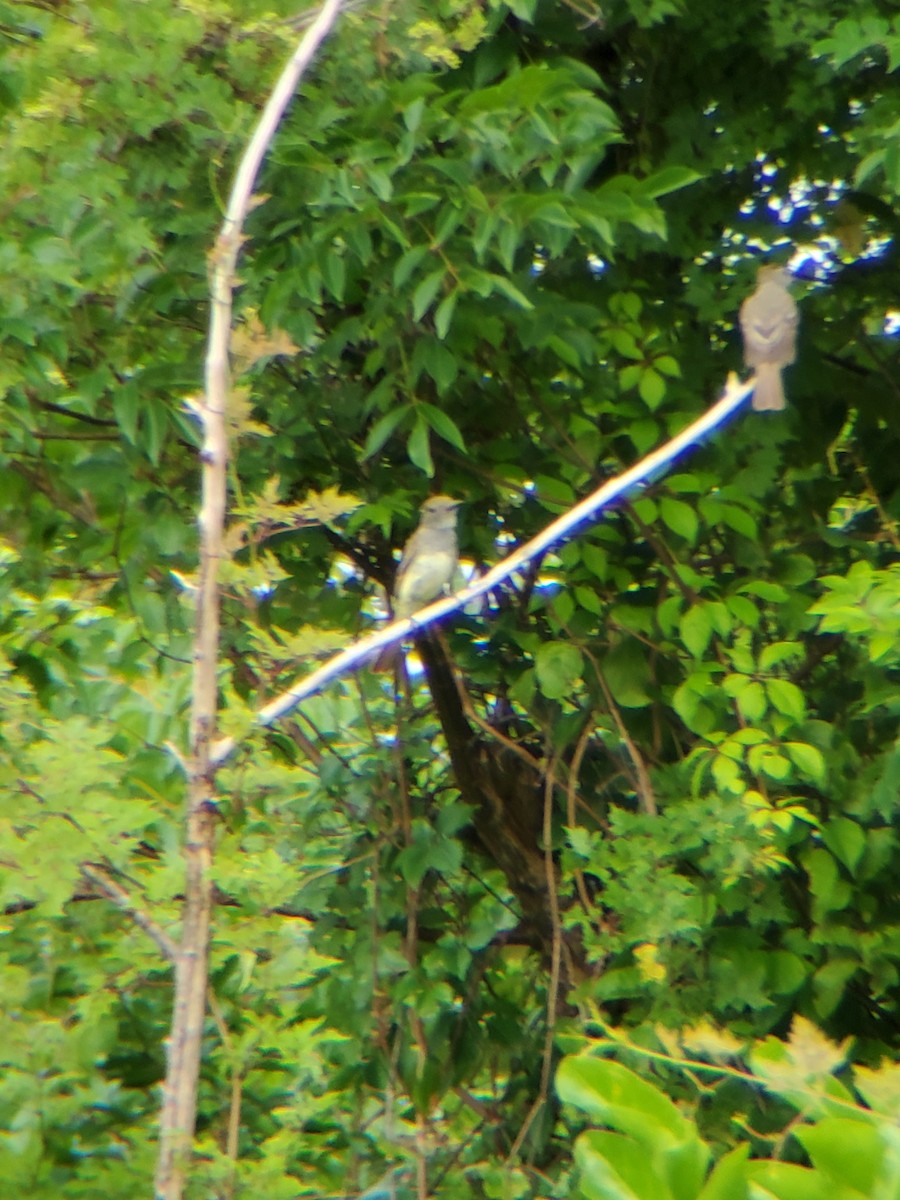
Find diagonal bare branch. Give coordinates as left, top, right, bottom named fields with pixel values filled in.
left=211, top=373, right=755, bottom=767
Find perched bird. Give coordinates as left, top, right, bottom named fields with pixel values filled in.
left=739, top=265, right=799, bottom=411
left=374, top=495, right=460, bottom=670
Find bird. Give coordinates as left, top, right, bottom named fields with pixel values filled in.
left=374, top=495, right=461, bottom=671
left=739, top=265, right=799, bottom=411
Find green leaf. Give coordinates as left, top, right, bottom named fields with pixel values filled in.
left=794, top=1119, right=883, bottom=1195
left=655, top=355, right=681, bottom=379
left=418, top=402, right=466, bottom=451
left=552, top=588, right=575, bottom=627
left=785, top=742, right=827, bottom=784
left=804, top=849, right=852, bottom=919
left=726, top=594, right=760, bottom=627
left=497, top=221, right=520, bottom=272
left=735, top=680, right=766, bottom=722
left=759, top=641, right=803, bottom=672
left=434, top=290, right=458, bottom=339
left=535, top=475, right=576, bottom=507
left=487, top=273, right=534, bottom=310
left=575, top=585, right=603, bottom=614
left=748, top=747, right=791, bottom=780
left=630, top=417, right=660, bottom=454
left=612, top=328, right=642, bottom=359
left=415, top=342, right=458, bottom=394
left=821, top=817, right=865, bottom=876
left=575, top=1130, right=672, bottom=1200
left=718, top=503, right=758, bottom=539
left=412, top=268, right=446, bottom=320
left=321, top=248, right=346, bottom=301
left=739, top=581, right=790, bottom=603
left=767, top=951, right=809, bottom=997
left=746, top=1161, right=834, bottom=1200
left=368, top=168, right=393, bottom=201
left=619, top=363, right=642, bottom=390
left=362, top=405, right=409, bottom=459
left=712, top=752, right=744, bottom=794
left=660, top=497, right=698, bottom=543
left=506, top=0, right=538, bottom=20
left=765, top=679, right=806, bottom=723
left=407, top=413, right=434, bottom=476
left=535, top=641, right=583, bottom=700
left=680, top=605, right=713, bottom=657
left=557, top=1056, right=694, bottom=1146
left=602, top=639, right=652, bottom=708
left=402, top=95, right=426, bottom=133
left=394, top=244, right=430, bottom=289
left=812, top=958, right=859, bottom=1019
left=853, top=1061, right=900, bottom=1116
left=143, top=397, right=167, bottom=465
left=396, top=835, right=460, bottom=892
left=639, top=367, right=666, bottom=409
left=638, top=165, right=703, bottom=198
left=432, top=203, right=463, bottom=247
left=697, top=1144, right=749, bottom=1200
left=582, top=543, right=608, bottom=581
left=114, top=381, right=140, bottom=444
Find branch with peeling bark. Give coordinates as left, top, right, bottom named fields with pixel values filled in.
left=155, top=4, right=345, bottom=1198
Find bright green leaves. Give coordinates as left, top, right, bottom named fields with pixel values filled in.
left=559, top=1019, right=900, bottom=1200
left=810, top=561, right=900, bottom=667
left=686, top=727, right=827, bottom=800
left=794, top=1119, right=893, bottom=1199
left=559, top=1056, right=710, bottom=1200
left=559, top=1056, right=697, bottom=1143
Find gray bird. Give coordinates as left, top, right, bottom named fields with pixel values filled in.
left=374, top=495, right=460, bottom=670
left=740, top=265, right=799, bottom=412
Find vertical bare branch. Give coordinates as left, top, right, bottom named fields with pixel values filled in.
left=154, top=3, right=344, bottom=1197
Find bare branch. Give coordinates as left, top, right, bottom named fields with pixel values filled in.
left=81, top=864, right=178, bottom=961
left=155, top=4, right=345, bottom=1197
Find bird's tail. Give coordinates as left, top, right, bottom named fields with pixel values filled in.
left=751, top=363, right=786, bottom=412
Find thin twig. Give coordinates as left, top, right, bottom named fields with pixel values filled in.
left=589, top=652, right=657, bottom=816
left=507, top=755, right=563, bottom=1164
left=565, top=719, right=596, bottom=916
left=81, top=864, right=178, bottom=960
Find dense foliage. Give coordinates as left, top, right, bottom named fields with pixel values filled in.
left=1, top=0, right=898, bottom=1196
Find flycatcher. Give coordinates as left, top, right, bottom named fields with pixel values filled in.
left=375, top=495, right=460, bottom=670
left=740, top=265, right=799, bottom=412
